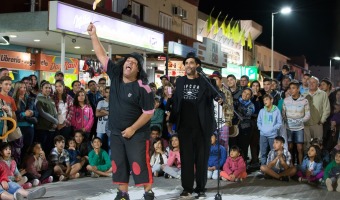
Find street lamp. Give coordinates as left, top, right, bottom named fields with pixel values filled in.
left=330, top=56, right=340, bottom=82
left=271, top=7, right=292, bottom=79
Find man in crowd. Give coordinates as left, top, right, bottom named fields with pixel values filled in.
left=303, top=76, right=330, bottom=151
left=262, top=78, right=281, bottom=106
left=300, top=73, right=311, bottom=95
left=239, top=75, right=250, bottom=90
left=227, top=74, right=242, bottom=105
left=156, top=75, right=169, bottom=96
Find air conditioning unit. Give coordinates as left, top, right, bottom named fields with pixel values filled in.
left=181, top=9, right=187, bottom=19
left=172, top=6, right=187, bottom=19
left=172, top=6, right=178, bottom=15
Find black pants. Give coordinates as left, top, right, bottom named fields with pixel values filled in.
left=34, top=129, right=56, bottom=154
left=178, top=127, right=210, bottom=193
left=24, top=168, right=53, bottom=182
left=229, top=122, right=253, bottom=162
left=57, top=126, right=73, bottom=141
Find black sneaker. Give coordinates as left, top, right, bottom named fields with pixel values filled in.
left=179, top=191, right=192, bottom=199
left=114, top=189, right=130, bottom=200
left=195, top=192, right=207, bottom=199
left=280, top=176, right=290, bottom=182
left=143, top=190, right=155, bottom=200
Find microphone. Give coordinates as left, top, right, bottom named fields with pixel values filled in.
left=196, top=66, right=208, bottom=77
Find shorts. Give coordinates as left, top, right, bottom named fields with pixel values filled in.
left=110, top=131, right=152, bottom=186
left=0, top=181, right=21, bottom=195
left=271, top=167, right=284, bottom=174
left=287, top=129, right=304, bottom=144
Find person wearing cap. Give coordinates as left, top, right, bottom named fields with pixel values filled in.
left=88, top=23, right=155, bottom=200
left=209, top=71, right=234, bottom=150
left=239, top=75, right=249, bottom=90
left=303, top=76, right=330, bottom=152
left=170, top=52, right=223, bottom=199
left=156, top=75, right=169, bottom=97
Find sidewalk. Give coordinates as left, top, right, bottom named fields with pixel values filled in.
left=40, top=172, right=340, bottom=200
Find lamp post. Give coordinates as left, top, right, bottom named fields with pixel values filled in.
left=271, top=7, right=292, bottom=79
left=330, top=56, right=340, bottom=82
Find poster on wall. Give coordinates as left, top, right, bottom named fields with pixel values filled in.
left=36, top=54, right=79, bottom=74
left=168, top=60, right=186, bottom=77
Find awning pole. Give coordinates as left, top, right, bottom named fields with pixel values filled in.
left=61, top=34, right=65, bottom=73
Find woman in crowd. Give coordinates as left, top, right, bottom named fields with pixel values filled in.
left=54, top=80, right=74, bottom=140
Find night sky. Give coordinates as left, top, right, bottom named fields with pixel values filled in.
left=198, top=0, right=338, bottom=66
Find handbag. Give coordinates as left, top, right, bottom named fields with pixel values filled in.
left=7, top=126, right=22, bottom=142
left=229, top=120, right=240, bottom=138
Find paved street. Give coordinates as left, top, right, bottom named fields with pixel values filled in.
left=39, top=172, right=340, bottom=200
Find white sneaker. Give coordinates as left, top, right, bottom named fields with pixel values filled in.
left=32, top=179, right=40, bottom=187
left=59, top=175, right=65, bottom=181
left=326, top=178, right=333, bottom=191
left=91, top=172, right=99, bottom=178
left=221, top=177, right=227, bottom=181
left=14, top=192, right=24, bottom=200
left=17, top=176, right=28, bottom=185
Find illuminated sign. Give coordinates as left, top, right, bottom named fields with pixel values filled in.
left=49, top=1, right=164, bottom=53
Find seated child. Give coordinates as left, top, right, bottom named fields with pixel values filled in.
left=24, top=143, right=53, bottom=186
left=150, top=138, right=168, bottom=177
left=0, top=143, right=30, bottom=189
left=260, top=136, right=297, bottom=181
left=310, top=138, right=330, bottom=167
left=324, top=150, right=340, bottom=192
left=220, top=145, right=247, bottom=182
left=162, top=134, right=181, bottom=179
left=86, top=137, right=112, bottom=178
left=297, top=145, right=323, bottom=183
left=67, top=138, right=80, bottom=166
left=0, top=154, right=46, bottom=200
left=208, top=133, right=227, bottom=180
left=150, top=126, right=168, bottom=149
left=49, top=135, right=71, bottom=181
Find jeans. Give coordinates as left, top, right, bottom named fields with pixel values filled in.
left=163, top=166, right=181, bottom=178
left=207, top=170, right=219, bottom=180
left=0, top=181, right=21, bottom=195
left=260, top=135, right=275, bottom=165
left=20, top=126, right=35, bottom=164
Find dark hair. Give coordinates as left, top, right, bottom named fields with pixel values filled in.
left=169, top=134, right=179, bottom=151
left=150, top=126, right=161, bottom=133
left=335, top=150, right=340, bottom=157
left=0, top=76, right=12, bottom=84
left=243, top=87, right=253, bottom=96
left=308, top=145, right=322, bottom=163
left=149, top=82, right=157, bottom=88
left=303, top=73, right=311, bottom=78
left=27, top=142, right=41, bottom=156
left=98, top=78, right=106, bottom=83
left=92, top=137, right=102, bottom=143
left=21, top=77, right=30, bottom=82
left=0, top=142, right=11, bottom=153
left=68, top=137, right=76, bottom=144
left=263, top=78, right=272, bottom=83
left=71, top=80, right=81, bottom=87
left=150, top=137, right=165, bottom=155
left=282, top=75, right=291, bottom=81
left=73, top=90, right=90, bottom=107
left=104, top=86, right=110, bottom=92
left=230, top=145, right=242, bottom=157
left=40, top=80, right=50, bottom=89
left=74, top=129, right=84, bottom=137
left=227, top=74, right=236, bottom=80
left=55, top=80, right=67, bottom=103
left=263, top=94, right=273, bottom=100
left=282, top=65, right=290, bottom=71
left=321, top=78, right=333, bottom=90
left=29, top=75, right=39, bottom=91
left=54, top=135, right=65, bottom=144
left=183, top=52, right=201, bottom=66
left=240, top=75, right=249, bottom=81
left=310, top=138, right=322, bottom=146
left=0, top=68, right=9, bottom=74
left=250, top=80, right=261, bottom=89
left=274, top=136, right=285, bottom=144
left=88, top=80, right=96, bottom=86
left=116, top=54, right=149, bottom=85
left=289, top=80, right=300, bottom=89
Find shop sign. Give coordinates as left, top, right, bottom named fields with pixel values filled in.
left=193, top=38, right=227, bottom=67
left=36, top=54, right=79, bottom=74
left=0, top=50, right=35, bottom=70
left=167, top=60, right=186, bottom=77
left=168, top=41, right=196, bottom=57
left=49, top=1, right=164, bottom=53
left=222, top=64, right=258, bottom=80
left=221, top=44, right=243, bottom=65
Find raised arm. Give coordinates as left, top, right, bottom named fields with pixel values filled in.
left=87, top=23, right=108, bottom=68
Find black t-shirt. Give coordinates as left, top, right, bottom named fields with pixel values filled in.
left=106, top=59, right=155, bottom=135
left=179, top=77, right=200, bottom=128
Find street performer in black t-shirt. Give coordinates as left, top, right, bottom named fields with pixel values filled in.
left=88, top=23, right=155, bottom=200
left=170, top=53, right=223, bottom=199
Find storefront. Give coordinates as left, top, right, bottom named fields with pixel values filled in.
left=0, top=49, right=38, bottom=81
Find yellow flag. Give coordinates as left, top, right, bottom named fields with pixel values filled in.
left=232, top=22, right=240, bottom=43
left=207, top=15, right=213, bottom=31
left=220, top=15, right=228, bottom=36
left=247, top=32, right=253, bottom=49
left=213, top=12, right=221, bottom=35
left=241, top=30, right=245, bottom=46
left=225, top=18, right=233, bottom=38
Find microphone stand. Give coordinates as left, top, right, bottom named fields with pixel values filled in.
left=196, top=67, right=223, bottom=200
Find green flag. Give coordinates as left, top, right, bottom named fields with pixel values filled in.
left=247, top=32, right=253, bottom=49
left=213, top=12, right=222, bottom=35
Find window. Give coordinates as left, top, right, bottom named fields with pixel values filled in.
left=131, top=1, right=147, bottom=21
left=159, top=12, right=172, bottom=30
left=182, top=22, right=193, bottom=37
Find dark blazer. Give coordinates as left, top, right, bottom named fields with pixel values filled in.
left=171, top=75, right=220, bottom=138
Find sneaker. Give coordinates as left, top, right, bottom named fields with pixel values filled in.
left=337, top=178, right=340, bottom=192
left=17, top=176, right=28, bottom=185
left=195, top=192, right=206, bottom=199
left=280, top=176, right=290, bottom=182
left=325, top=178, right=333, bottom=191
left=14, top=192, right=24, bottom=200
left=164, top=173, right=173, bottom=179
left=32, top=179, right=40, bottom=187
left=59, top=175, right=65, bottom=181
left=91, top=172, right=100, bottom=178
left=27, top=187, right=46, bottom=200
left=74, top=173, right=80, bottom=179
left=22, top=182, right=32, bottom=189
left=114, top=189, right=130, bottom=200
left=42, top=176, right=53, bottom=184
left=221, top=177, right=227, bottom=181
left=179, top=191, right=192, bottom=199
left=143, top=190, right=155, bottom=200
